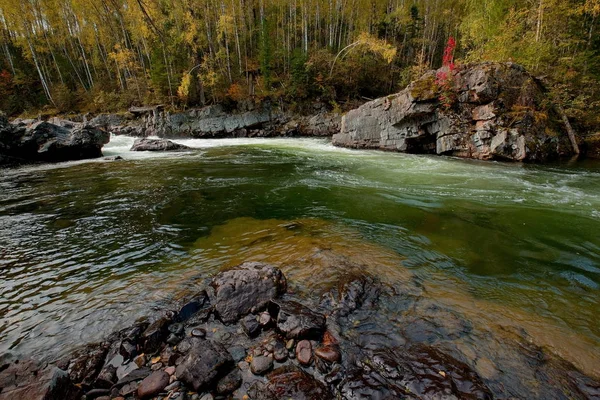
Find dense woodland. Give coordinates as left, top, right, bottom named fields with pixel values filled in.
left=0, top=0, right=599, bottom=134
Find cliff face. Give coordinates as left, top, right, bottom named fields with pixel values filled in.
left=333, top=63, right=573, bottom=162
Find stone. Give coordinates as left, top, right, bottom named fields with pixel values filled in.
left=66, top=342, right=109, bottom=386
left=242, top=314, right=261, bottom=337
left=119, top=340, right=137, bottom=361
left=175, top=339, right=234, bottom=392
left=228, top=346, right=247, bottom=362
left=250, top=355, right=273, bottom=375
left=199, top=394, right=214, bottom=400
left=167, top=333, right=182, bottom=345
left=270, top=300, right=326, bottom=339
left=332, top=62, right=574, bottom=162
left=168, top=323, right=185, bottom=336
left=94, top=364, right=117, bottom=388
left=212, top=262, right=287, bottom=324
left=0, top=360, right=80, bottom=400
left=130, top=138, right=190, bottom=151
left=142, top=316, right=172, bottom=353
left=216, top=368, right=242, bottom=394
left=0, top=120, right=110, bottom=166
left=315, top=346, right=341, bottom=364
left=118, top=381, right=138, bottom=396
left=136, top=370, right=170, bottom=399
left=273, top=342, right=288, bottom=362
left=165, top=366, right=176, bottom=376
left=295, top=340, right=313, bottom=366
left=259, top=311, right=272, bottom=326
left=133, top=354, right=146, bottom=368
left=266, top=366, right=332, bottom=399
left=177, top=291, right=211, bottom=322
left=191, top=328, right=207, bottom=338
left=164, top=380, right=180, bottom=391
left=160, top=346, right=179, bottom=366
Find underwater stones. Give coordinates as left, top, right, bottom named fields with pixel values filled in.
left=266, top=366, right=332, bottom=399
left=212, top=262, right=287, bottom=324
left=315, top=345, right=341, bottom=364
left=177, top=291, right=211, bottom=322
left=270, top=300, right=326, bottom=339
left=137, top=370, right=170, bottom=399
left=175, top=339, right=234, bottom=392
left=296, top=340, right=313, bottom=366
left=251, top=355, right=274, bottom=375
left=216, top=368, right=242, bottom=394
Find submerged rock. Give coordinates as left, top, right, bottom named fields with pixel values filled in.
left=212, top=262, right=287, bottom=324
left=270, top=300, right=326, bottom=339
left=266, top=366, right=332, bottom=399
left=130, top=138, right=190, bottom=151
left=333, top=62, right=573, bottom=162
left=175, top=339, right=234, bottom=392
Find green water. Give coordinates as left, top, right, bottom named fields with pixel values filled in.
left=1, top=136, right=599, bottom=385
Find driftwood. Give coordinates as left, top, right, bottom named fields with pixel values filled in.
left=556, top=104, right=580, bottom=155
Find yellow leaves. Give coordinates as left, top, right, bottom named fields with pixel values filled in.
left=355, top=32, right=397, bottom=64
left=177, top=72, right=192, bottom=102
left=217, top=15, right=235, bottom=39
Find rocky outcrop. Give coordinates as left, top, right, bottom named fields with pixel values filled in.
left=333, top=62, right=573, bottom=162
left=0, top=114, right=110, bottom=166
left=88, top=104, right=341, bottom=139
left=130, top=138, right=190, bottom=152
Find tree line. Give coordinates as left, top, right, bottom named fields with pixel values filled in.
left=0, top=0, right=599, bottom=133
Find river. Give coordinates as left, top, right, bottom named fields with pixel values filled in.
left=1, top=136, right=599, bottom=397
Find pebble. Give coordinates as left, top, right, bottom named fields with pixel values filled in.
left=296, top=340, right=313, bottom=365
left=216, top=368, right=242, bottom=394
left=315, top=345, right=341, bottom=363
left=164, top=366, right=176, bottom=376
left=273, top=342, right=288, bottom=362
left=191, top=328, right=206, bottom=338
left=133, top=354, right=146, bottom=368
left=199, top=394, right=213, bottom=400
left=250, top=355, right=273, bottom=375
left=151, top=362, right=163, bottom=371
left=228, top=345, right=246, bottom=362
left=137, top=370, right=170, bottom=399
left=286, top=339, right=295, bottom=350
left=241, top=314, right=261, bottom=337
left=259, top=311, right=271, bottom=326
left=164, top=380, right=180, bottom=391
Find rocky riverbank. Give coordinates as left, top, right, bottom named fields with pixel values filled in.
left=87, top=103, right=341, bottom=140
left=333, top=62, right=577, bottom=162
left=2, top=261, right=598, bottom=400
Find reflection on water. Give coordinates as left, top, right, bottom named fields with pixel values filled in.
left=0, top=137, right=599, bottom=393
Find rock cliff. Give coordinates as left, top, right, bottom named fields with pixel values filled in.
left=332, top=62, right=573, bottom=162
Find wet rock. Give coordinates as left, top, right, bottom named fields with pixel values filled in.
left=67, top=342, right=109, bottom=386
left=115, top=361, right=139, bottom=381
left=247, top=381, right=277, bottom=400
left=167, top=333, right=182, bottom=345
left=164, top=380, right=180, bottom=391
left=133, top=354, right=146, bottom=368
left=118, top=381, right=138, bottom=396
left=160, top=346, right=179, bottom=366
left=259, top=311, right=272, bottom=326
left=333, top=62, right=573, bottom=162
left=119, top=340, right=137, bottom=361
left=141, top=316, right=172, bottom=353
left=216, top=368, right=242, bottom=394
left=228, top=346, right=246, bottom=362
left=266, top=366, right=332, bottom=399
left=270, top=300, right=326, bottom=339
left=94, top=364, right=117, bottom=388
left=175, top=339, right=234, bottom=392
left=242, top=314, right=261, bottom=337
left=191, top=328, right=207, bottom=338
left=85, top=388, right=110, bottom=398
left=177, top=291, right=211, bottom=322
left=0, top=359, right=81, bottom=400
left=168, top=323, right=185, bottom=336
left=295, top=340, right=313, bottom=366
left=251, top=355, right=273, bottom=375
left=273, top=342, right=288, bottom=362
left=130, top=138, right=190, bottom=151
left=212, top=262, right=287, bottom=324
left=315, top=346, right=341, bottom=364
left=137, top=370, right=170, bottom=399
left=165, top=366, right=176, bottom=376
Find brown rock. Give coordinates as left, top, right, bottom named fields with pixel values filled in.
left=315, top=346, right=341, bottom=363
left=295, top=340, right=312, bottom=365
left=137, top=370, right=170, bottom=399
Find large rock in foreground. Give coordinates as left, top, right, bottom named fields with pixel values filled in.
left=212, top=262, right=287, bottom=324
left=0, top=359, right=80, bottom=400
left=333, top=62, right=572, bottom=162
left=0, top=115, right=110, bottom=165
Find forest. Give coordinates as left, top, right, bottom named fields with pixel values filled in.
left=0, top=0, right=599, bottom=135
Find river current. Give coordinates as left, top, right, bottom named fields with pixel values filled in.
left=1, top=136, right=599, bottom=396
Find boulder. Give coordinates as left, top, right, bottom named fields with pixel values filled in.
left=333, top=62, right=573, bottom=162
left=0, top=359, right=80, bottom=400
left=0, top=119, right=110, bottom=165
left=175, top=339, right=234, bottom=392
left=136, top=370, right=170, bottom=399
left=130, top=138, right=190, bottom=151
left=212, top=262, right=287, bottom=324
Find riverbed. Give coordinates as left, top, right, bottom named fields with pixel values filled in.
left=1, top=136, right=599, bottom=397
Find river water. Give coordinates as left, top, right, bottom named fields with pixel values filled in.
left=1, top=136, right=599, bottom=396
